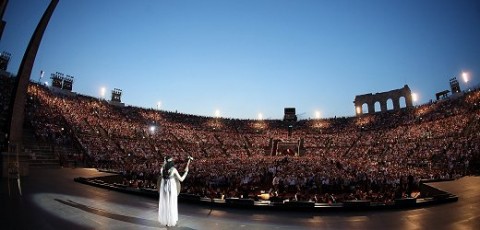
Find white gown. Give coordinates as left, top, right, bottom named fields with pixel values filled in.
left=158, top=167, right=187, bottom=227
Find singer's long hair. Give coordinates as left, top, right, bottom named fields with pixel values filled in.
left=162, top=158, right=175, bottom=180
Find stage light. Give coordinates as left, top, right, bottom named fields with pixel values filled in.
left=157, top=101, right=162, bottom=110
left=215, top=109, right=220, bottom=118
left=258, top=113, right=263, bottom=120
left=315, top=111, right=321, bottom=119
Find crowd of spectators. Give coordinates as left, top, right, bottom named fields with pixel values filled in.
left=18, top=81, right=480, bottom=204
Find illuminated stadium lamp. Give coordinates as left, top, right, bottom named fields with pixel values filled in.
left=462, top=72, right=469, bottom=83
left=100, top=87, right=106, bottom=98
left=258, top=113, right=263, bottom=120
left=411, top=92, right=418, bottom=103
left=315, top=111, right=321, bottom=119
left=215, top=109, right=221, bottom=118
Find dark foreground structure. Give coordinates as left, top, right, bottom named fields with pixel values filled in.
left=1, top=167, right=479, bottom=230
left=75, top=172, right=458, bottom=212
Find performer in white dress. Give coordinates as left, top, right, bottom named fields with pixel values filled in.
left=158, top=156, right=192, bottom=227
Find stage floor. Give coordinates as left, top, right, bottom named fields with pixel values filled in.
left=1, top=168, right=479, bottom=230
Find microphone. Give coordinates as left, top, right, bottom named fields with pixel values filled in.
left=187, top=156, right=194, bottom=161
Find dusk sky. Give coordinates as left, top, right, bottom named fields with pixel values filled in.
left=1, top=0, right=479, bottom=119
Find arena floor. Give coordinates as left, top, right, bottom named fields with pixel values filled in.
left=1, top=167, right=479, bottom=230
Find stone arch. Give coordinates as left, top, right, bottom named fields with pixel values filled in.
left=374, top=101, right=382, bottom=113
left=8, top=0, right=59, bottom=151
left=361, top=103, right=368, bottom=114
left=353, top=85, right=413, bottom=116
left=387, top=98, right=394, bottom=110
left=399, top=96, right=407, bottom=108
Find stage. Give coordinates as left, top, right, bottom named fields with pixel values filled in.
left=1, top=168, right=479, bottom=229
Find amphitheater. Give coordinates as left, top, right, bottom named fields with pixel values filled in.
left=1, top=0, right=480, bottom=228
left=1, top=75, right=480, bottom=229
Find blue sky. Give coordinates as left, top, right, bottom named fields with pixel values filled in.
left=1, top=0, right=479, bottom=119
